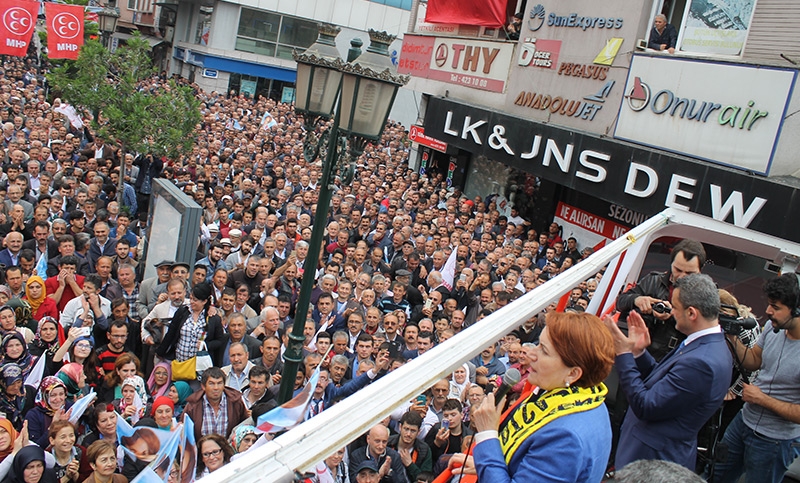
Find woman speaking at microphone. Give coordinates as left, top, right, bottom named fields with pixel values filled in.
left=451, top=312, right=616, bottom=482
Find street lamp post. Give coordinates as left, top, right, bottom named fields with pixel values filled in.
left=97, top=6, right=120, bottom=50
left=278, top=24, right=408, bottom=404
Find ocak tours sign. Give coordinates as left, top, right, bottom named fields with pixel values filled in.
left=615, top=55, right=797, bottom=175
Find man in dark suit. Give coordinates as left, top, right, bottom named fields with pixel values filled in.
left=0, top=231, right=23, bottom=266
left=605, top=273, right=732, bottom=470
left=87, top=221, right=117, bottom=272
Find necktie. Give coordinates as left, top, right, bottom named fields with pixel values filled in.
left=660, top=340, right=686, bottom=364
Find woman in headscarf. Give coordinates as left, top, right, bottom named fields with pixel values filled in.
left=24, top=276, right=59, bottom=323
left=0, top=365, right=26, bottom=431
left=0, top=418, right=17, bottom=465
left=448, top=363, right=471, bottom=401
left=55, top=364, right=87, bottom=402
left=0, top=421, right=58, bottom=482
left=28, top=318, right=64, bottom=378
left=228, top=426, right=258, bottom=454
left=4, top=445, right=58, bottom=483
left=27, top=377, right=69, bottom=448
left=113, top=377, right=149, bottom=425
left=150, top=397, right=176, bottom=431
left=167, top=382, right=192, bottom=419
left=146, top=363, right=171, bottom=400
left=1, top=333, right=33, bottom=380
left=0, top=286, right=12, bottom=306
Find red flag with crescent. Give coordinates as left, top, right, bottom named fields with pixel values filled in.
left=46, top=3, right=85, bottom=60
left=0, top=0, right=38, bottom=57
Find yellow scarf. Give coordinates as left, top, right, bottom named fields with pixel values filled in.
left=499, top=383, right=608, bottom=464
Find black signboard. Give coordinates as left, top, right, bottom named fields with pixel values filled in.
left=424, top=97, right=800, bottom=243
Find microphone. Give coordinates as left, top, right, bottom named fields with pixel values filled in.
left=738, top=317, right=757, bottom=330
left=494, top=368, right=521, bottom=406
left=772, top=314, right=795, bottom=333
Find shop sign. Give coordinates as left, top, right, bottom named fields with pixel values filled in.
left=516, top=38, right=561, bottom=70
left=557, top=63, right=609, bottom=80
left=615, top=55, right=796, bottom=175
left=526, top=4, right=624, bottom=31
left=398, top=34, right=513, bottom=93
left=412, top=1, right=459, bottom=35
left=409, top=125, right=448, bottom=153
left=554, top=201, right=630, bottom=250
left=398, top=35, right=433, bottom=77
left=423, top=96, right=800, bottom=243
left=512, top=81, right=615, bottom=121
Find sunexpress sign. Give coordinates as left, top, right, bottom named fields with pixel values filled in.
left=527, top=4, right=623, bottom=32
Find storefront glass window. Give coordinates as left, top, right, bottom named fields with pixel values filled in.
left=237, top=9, right=279, bottom=42
left=236, top=9, right=318, bottom=58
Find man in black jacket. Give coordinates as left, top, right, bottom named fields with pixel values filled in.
left=387, top=411, right=432, bottom=482
left=616, top=239, right=705, bottom=361
left=349, top=424, right=409, bottom=483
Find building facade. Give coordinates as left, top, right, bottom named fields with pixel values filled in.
left=399, top=0, right=800, bottom=247
left=168, top=0, right=419, bottom=125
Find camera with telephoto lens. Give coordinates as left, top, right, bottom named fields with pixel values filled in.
left=718, top=312, right=757, bottom=336
left=652, top=302, right=670, bottom=314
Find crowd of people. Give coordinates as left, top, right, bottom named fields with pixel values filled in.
left=0, top=48, right=797, bottom=483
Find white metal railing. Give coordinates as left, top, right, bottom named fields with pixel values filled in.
left=204, top=211, right=674, bottom=483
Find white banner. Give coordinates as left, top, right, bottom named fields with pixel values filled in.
left=678, top=0, right=758, bottom=56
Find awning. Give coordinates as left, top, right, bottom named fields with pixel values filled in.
left=113, top=31, right=165, bottom=48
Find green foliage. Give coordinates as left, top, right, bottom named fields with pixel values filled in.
left=47, top=33, right=201, bottom=160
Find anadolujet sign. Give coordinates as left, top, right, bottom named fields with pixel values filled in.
left=424, top=97, right=800, bottom=243
left=615, top=55, right=797, bottom=175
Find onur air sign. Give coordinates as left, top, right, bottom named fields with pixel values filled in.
left=615, top=55, right=796, bottom=175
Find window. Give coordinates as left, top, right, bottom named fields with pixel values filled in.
left=236, top=9, right=319, bottom=59
left=278, top=17, right=318, bottom=50
left=238, top=8, right=279, bottom=42
left=127, top=0, right=136, bottom=10
left=370, top=0, right=413, bottom=10
left=194, top=9, right=212, bottom=46
left=648, top=0, right=758, bottom=57
left=235, top=38, right=276, bottom=57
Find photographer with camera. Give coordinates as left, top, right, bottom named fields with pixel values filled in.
left=712, top=273, right=800, bottom=483
left=616, top=239, right=706, bottom=361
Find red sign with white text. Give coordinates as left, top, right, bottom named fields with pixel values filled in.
left=46, top=3, right=85, bottom=60
left=554, top=201, right=629, bottom=251
left=409, top=125, right=448, bottom=153
left=0, top=0, right=38, bottom=57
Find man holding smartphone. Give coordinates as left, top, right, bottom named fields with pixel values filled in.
left=425, top=399, right=473, bottom=463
